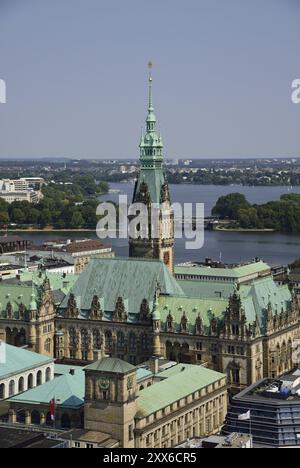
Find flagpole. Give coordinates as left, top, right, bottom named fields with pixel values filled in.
left=249, top=412, right=253, bottom=448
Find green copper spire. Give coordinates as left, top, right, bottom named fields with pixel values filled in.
left=139, top=62, right=164, bottom=170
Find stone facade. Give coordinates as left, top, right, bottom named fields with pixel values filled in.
left=83, top=358, right=227, bottom=448
left=54, top=279, right=300, bottom=395
left=0, top=278, right=56, bottom=357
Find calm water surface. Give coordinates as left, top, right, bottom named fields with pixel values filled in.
left=12, top=183, right=300, bottom=267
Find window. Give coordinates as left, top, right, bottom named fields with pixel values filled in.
left=74, top=442, right=81, bottom=448
left=129, top=333, right=137, bottom=352
left=232, top=369, right=240, bottom=384
left=86, top=444, right=93, bottom=449
left=46, top=367, right=51, bottom=382
left=129, top=425, right=134, bottom=441
left=37, top=370, right=42, bottom=386
left=8, top=380, right=15, bottom=397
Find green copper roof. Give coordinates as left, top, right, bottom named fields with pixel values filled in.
left=9, top=369, right=85, bottom=408
left=239, top=277, right=292, bottom=329
left=178, top=280, right=235, bottom=300
left=158, top=295, right=228, bottom=334
left=136, top=368, right=153, bottom=382
left=0, top=283, right=41, bottom=319
left=133, top=168, right=167, bottom=205
left=137, top=365, right=225, bottom=418
left=60, top=257, right=183, bottom=318
left=54, top=364, right=85, bottom=377
left=0, top=343, right=53, bottom=380
left=158, top=276, right=292, bottom=335
left=133, top=71, right=167, bottom=205
left=158, top=363, right=201, bottom=379
left=175, top=261, right=271, bottom=280
left=19, top=271, right=79, bottom=302
left=85, top=357, right=135, bottom=375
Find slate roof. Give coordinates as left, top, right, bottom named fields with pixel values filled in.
left=0, top=343, right=53, bottom=379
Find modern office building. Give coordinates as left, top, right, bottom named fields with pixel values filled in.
left=223, top=371, right=300, bottom=447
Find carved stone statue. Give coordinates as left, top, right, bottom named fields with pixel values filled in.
left=113, top=297, right=128, bottom=322
left=90, top=295, right=103, bottom=320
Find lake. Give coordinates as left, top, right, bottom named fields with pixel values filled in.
left=13, top=183, right=300, bottom=267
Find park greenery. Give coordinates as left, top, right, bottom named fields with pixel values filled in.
left=289, top=259, right=300, bottom=270
left=212, top=193, right=300, bottom=233
left=0, top=175, right=109, bottom=230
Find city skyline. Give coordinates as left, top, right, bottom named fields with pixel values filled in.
left=0, top=0, right=300, bottom=160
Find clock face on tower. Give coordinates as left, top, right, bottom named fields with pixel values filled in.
left=99, top=378, right=110, bottom=391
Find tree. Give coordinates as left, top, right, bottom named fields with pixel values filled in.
left=212, top=193, right=251, bottom=219
left=39, top=209, right=52, bottom=228
left=70, top=211, right=84, bottom=229
left=0, top=212, right=9, bottom=227
left=11, top=208, right=26, bottom=225
left=290, top=259, right=300, bottom=270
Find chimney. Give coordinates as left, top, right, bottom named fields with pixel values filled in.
left=149, top=356, right=159, bottom=375
left=69, top=368, right=75, bottom=376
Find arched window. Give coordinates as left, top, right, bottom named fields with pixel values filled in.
left=27, top=374, right=34, bottom=389
left=117, top=332, right=125, bottom=349
left=46, top=367, right=51, bottom=382
left=129, top=333, right=137, bottom=352
left=141, top=333, right=149, bottom=352
left=69, top=328, right=76, bottom=346
left=81, top=329, right=88, bottom=347
left=44, top=338, right=51, bottom=354
left=37, top=371, right=42, bottom=386
left=18, top=377, right=24, bottom=393
left=0, top=383, right=5, bottom=399
left=8, top=380, right=15, bottom=397
left=105, top=330, right=113, bottom=353
left=93, top=329, right=101, bottom=349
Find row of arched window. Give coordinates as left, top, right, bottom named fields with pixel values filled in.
left=0, top=367, right=52, bottom=400
left=68, top=328, right=150, bottom=353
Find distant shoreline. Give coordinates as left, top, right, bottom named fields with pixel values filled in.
left=0, top=228, right=96, bottom=233
left=214, top=226, right=275, bottom=233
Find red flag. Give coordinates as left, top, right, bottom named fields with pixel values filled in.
left=50, top=399, right=55, bottom=421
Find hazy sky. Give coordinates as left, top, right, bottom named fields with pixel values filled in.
left=0, top=0, right=300, bottom=160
